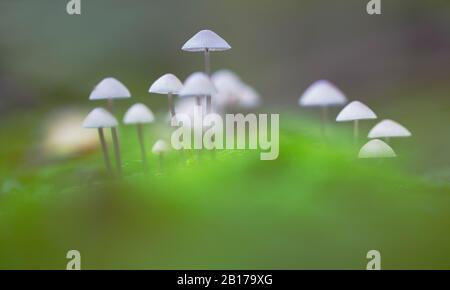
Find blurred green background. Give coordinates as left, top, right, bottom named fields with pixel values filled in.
left=0, top=0, right=449, bottom=269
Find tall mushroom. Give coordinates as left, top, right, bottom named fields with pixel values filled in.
left=336, top=101, right=377, bottom=145
left=89, top=77, right=131, bottom=112
left=83, top=108, right=119, bottom=174
left=182, top=30, right=231, bottom=113
left=359, top=139, right=397, bottom=159
left=299, top=80, right=348, bottom=136
left=368, top=119, right=411, bottom=143
left=149, top=73, right=183, bottom=119
left=152, top=139, right=169, bottom=171
left=179, top=72, right=217, bottom=109
left=123, top=103, right=155, bottom=171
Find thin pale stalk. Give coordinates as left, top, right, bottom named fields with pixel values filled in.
left=354, top=120, right=359, bottom=147
left=98, top=128, right=112, bottom=174
left=168, top=93, right=176, bottom=118
left=320, top=106, right=328, bottom=139
left=204, top=49, right=212, bottom=114
left=111, top=127, right=122, bottom=176
left=137, top=124, right=148, bottom=171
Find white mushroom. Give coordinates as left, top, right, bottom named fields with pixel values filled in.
left=299, top=80, right=348, bottom=136
left=359, top=139, right=397, bottom=159
left=179, top=72, right=217, bottom=108
left=149, top=73, right=183, bottom=118
left=368, top=119, right=411, bottom=142
left=89, top=77, right=131, bottom=111
left=212, top=70, right=260, bottom=112
left=182, top=30, right=231, bottom=113
left=336, top=101, right=377, bottom=144
left=83, top=108, right=119, bottom=174
left=152, top=139, right=169, bottom=171
left=123, top=103, right=155, bottom=171
left=182, top=30, right=231, bottom=53
left=152, top=140, right=169, bottom=155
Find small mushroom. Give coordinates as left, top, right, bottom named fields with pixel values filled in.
left=336, top=101, right=377, bottom=145
left=152, top=139, right=169, bottom=171
left=83, top=108, right=119, bottom=174
left=179, top=72, right=217, bottom=109
left=123, top=103, right=155, bottom=171
left=359, top=139, right=397, bottom=159
left=149, top=73, right=183, bottom=118
left=89, top=77, right=131, bottom=112
left=212, top=70, right=261, bottom=112
left=299, top=80, right=348, bottom=136
left=182, top=30, right=231, bottom=113
left=368, top=119, right=411, bottom=143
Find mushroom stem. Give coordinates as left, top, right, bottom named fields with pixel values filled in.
left=204, top=49, right=212, bottom=114
left=111, top=127, right=122, bottom=176
left=168, top=93, right=176, bottom=118
left=204, top=49, right=211, bottom=75
left=320, top=106, right=328, bottom=139
left=196, top=96, right=202, bottom=106
left=137, top=124, right=148, bottom=171
left=384, top=137, right=390, bottom=144
left=107, top=98, right=114, bottom=113
left=98, top=128, right=112, bottom=174
left=354, top=120, right=359, bottom=146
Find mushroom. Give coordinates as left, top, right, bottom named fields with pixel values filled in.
left=83, top=108, right=119, bottom=174
left=359, top=139, right=397, bottom=159
left=182, top=30, right=231, bottom=113
left=179, top=72, right=217, bottom=108
left=336, top=101, right=377, bottom=145
left=368, top=119, right=411, bottom=143
left=211, top=70, right=261, bottom=112
left=152, top=139, right=169, bottom=171
left=89, top=77, right=131, bottom=112
left=149, top=73, right=183, bottom=118
left=123, top=103, right=155, bottom=171
left=299, top=80, right=348, bottom=136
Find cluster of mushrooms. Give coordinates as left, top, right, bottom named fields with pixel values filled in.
left=298, top=80, right=412, bottom=159
left=82, top=29, right=411, bottom=175
left=83, top=30, right=260, bottom=175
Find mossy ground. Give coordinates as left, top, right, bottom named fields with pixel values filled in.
left=0, top=99, right=449, bottom=269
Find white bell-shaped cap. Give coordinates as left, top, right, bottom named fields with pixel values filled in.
left=336, top=101, right=377, bottom=122
left=182, top=30, right=231, bottom=52
left=83, top=108, right=118, bottom=128
left=179, top=72, right=217, bottom=97
left=152, top=140, right=169, bottom=155
left=212, top=70, right=242, bottom=86
left=89, top=77, right=131, bottom=100
left=149, top=74, right=183, bottom=95
left=359, top=139, right=397, bottom=159
left=368, top=119, right=412, bottom=139
left=299, top=80, right=347, bottom=107
left=123, top=103, right=155, bottom=125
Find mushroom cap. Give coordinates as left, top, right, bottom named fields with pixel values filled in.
left=123, top=103, right=155, bottom=125
left=89, top=77, right=131, bottom=100
left=152, top=140, right=169, bottom=154
left=179, top=72, right=217, bottom=97
left=83, top=108, right=118, bottom=128
left=358, top=139, right=397, bottom=159
left=182, top=30, right=231, bottom=52
left=368, top=119, right=412, bottom=139
left=299, top=80, right=347, bottom=107
left=149, top=73, right=183, bottom=95
left=336, top=101, right=377, bottom=122
left=212, top=70, right=260, bottom=110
